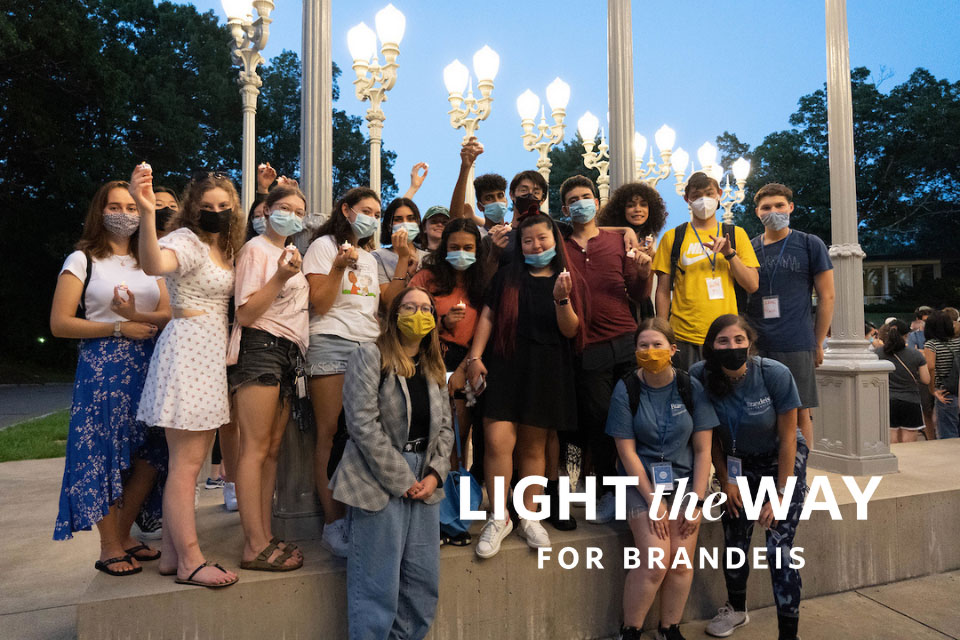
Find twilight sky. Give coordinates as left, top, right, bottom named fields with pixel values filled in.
left=173, top=0, right=960, bottom=231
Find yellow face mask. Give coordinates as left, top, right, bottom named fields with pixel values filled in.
left=635, top=348, right=673, bottom=374
left=397, top=310, right=436, bottom=340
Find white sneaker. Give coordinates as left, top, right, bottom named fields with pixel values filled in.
left=222, top=482, right=238, bottom=512
left=705, top=603, right=749, bottom=637
left=589, top=491, right=617, bottom=524
left=321, top=517, right=349, bottom=558
left=475, top=517, right=513, bottom=559
left=516, top=518, right=551, bottom=549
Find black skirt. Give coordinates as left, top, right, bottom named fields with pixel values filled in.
left=482, top=336, right=577, bottom=431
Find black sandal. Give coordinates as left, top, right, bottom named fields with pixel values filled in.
left=94, top=554, right=142, bottom=576
left=125, top=543, right=161, bottom=561
left=448, top=531, right=472, bottom=546
left=174, top=561, right=238, bottom=588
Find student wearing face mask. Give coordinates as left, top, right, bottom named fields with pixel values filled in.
left=744, top=183, right=834, bottom=446
left=412, top=219, right=486, bottom=494
left=330, top=286, right=453, bottom=640
left=465, top=214, right=585, bottom=558
left=653, top=173, right=760, bottom=371
left=131, top=167, right=246, bottom=588
left=374, top=197, right=427, bottom=309
left=689, top=315, right=806, bottom=640
left=560, top=175, right=654, bottom=528
left=605, top=319, right=717, bottom=640
left=51, top=180, right=172, bottom=576
left=154, top=187, right=180, bottom=238
left=302, top=187, right=383, bottom=557
left=225, top=185, right=310, bottom=572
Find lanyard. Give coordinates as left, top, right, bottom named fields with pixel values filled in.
left=641, top=372, right=674, bottom=461
left=724, top=392, right=746, bottom=455
left=690, top=222, right=720, bottom=272
left=759, top=231, right=792, bottom=296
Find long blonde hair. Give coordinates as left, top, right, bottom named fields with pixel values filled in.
left=377, top=286, right=446, bottom=386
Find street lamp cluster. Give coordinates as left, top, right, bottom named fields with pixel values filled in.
left=515, top=79, right=570, bottom=211
left=443, top=46, right=500, bottom=206
left=221, top=0, right=274, bottom=213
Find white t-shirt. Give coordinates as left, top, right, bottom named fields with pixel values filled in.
left=60, top=251, right=162, bottom=323
left=302, top=235, right=380, bottom=342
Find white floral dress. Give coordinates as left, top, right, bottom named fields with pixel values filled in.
left=137, top=228, right=234, bottom=430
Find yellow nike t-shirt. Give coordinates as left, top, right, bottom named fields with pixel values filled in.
left=652, top=223, right=759, bottom=345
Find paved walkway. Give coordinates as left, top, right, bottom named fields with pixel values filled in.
left=0, top=384, right=73, bottom=429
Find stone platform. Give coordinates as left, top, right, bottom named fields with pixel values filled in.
left=2, top=441, right=959, bottom=639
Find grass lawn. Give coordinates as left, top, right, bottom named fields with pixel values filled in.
left=0, top=410, right=70, bottom=462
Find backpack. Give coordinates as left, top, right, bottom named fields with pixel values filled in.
left=668, top=222, right=748, bottom=314
left=621, top=368, right=695, bottom=417
left=943, top=351, right=960, bottom=396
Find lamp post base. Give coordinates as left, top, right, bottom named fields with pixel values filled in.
left=272, top=416, right=324, bottom=540
left=809, top=353, right=899, bottom=475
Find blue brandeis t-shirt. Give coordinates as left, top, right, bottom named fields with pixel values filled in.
left=605, top=372, right=718, bottom=484
left=746, top=230, right=832, bottom=352
left=689, top=357, right=804, bottom=456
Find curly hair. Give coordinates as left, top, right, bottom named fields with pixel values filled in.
left=598, top=181, right=667, bottom=237
left=172, top=174, right=245, bottom=259
left=474, top=173, right=507, bottom=201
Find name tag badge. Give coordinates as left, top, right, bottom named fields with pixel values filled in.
left=295, top=372, right=307, bottom=399
left=763, top=295, right=781, bottom=319
left=651, top=462, right=674, bottom=487
left=706, top=276, right=725, bottom=300
left=727, top=456, right=742, bottom=484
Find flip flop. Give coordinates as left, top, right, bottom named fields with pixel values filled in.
left=125, top=543, right=161, bottom=561
left=240, top=541, right=302, bottom=572
left=175, top=561, right=238, bottom=588
left=94, top=554, right=142, bottom=577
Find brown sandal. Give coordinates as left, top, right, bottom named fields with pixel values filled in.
left=240, top=541, right=303, bottom=572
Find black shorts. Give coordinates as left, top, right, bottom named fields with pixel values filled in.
left=227, top=327, right=301, bottom=397
left=889, top=398, right=923, bottom=430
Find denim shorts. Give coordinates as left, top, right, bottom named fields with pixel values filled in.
left=227, top=328, right=301, bottom=397
left=306, top=333, right=364, bottom=376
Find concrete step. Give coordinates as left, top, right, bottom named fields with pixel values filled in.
left=72, top=440, right=960, bottom=639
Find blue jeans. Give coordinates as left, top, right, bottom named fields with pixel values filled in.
left=347, top=451, right=440, bottom=640
left=935, top=394, right=959, bottom=439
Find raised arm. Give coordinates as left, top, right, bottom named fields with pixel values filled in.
left=130, top=165, right=179, bottom=276
left=449, top=138, right=484, bottom=221
left=402, top=162, right=429, bottom=200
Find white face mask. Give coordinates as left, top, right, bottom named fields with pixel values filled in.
left=690, top=196, right=719, bottom=220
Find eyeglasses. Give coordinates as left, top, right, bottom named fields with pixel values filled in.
left=398, top=303, right=434, bottom=316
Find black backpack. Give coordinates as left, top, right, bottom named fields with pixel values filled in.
left=621, top=368, right=695, bottom=417
left=943, top=351, right=960, bottom=397
left=668, top=222, right=748, bottom=314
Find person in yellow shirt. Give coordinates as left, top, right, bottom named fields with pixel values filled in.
left=653, top=173, right=759, bottom=370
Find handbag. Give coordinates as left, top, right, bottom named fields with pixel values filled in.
left=439, top=411, right=482, bottom=537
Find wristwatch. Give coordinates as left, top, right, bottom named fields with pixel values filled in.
left=723, top=250, right=737, bottom=260
left=554, top=298, right=570, bottom=306
left=113, top=321, right=123, bottom=338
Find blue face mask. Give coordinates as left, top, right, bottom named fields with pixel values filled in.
left=523, top=246, right=557, bottom=268
left=568, top=199, right=597, bottom=223
left=445, top=250, right=476, bottom=271
left=252, top=216, right=267, bottom=235
left=392, top=221, right=420, bottom=241
left=269, top=210, right=304, bottom=236
left=761, top=211, right=790, bottom=231
left=483, top=201, right=508, bottom=224
left=349, top=208, right=379, bottom=239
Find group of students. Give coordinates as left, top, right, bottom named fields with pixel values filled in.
left=51, top=136, right=848, bottom=640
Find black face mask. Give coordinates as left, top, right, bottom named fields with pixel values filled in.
left=155, top=207, right=175, bottom=232
left=199, top=208, right=232, bottom=234
left=712, top=347, right=749, bottom=371
left=513, top=194, right=541, bottom=221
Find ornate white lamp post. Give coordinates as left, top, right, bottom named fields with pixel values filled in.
left=577, top=111, right=610, bottom=205
left=347, top=3, right=405, bottom=198
left=444, top=45, right=499, bottom=207
left=222, top=0, right=274, bottom=214
left=517, top=78, right=570, bottom=211
left=669, top=141, right=751, bottom=221
left=635, top=125, right=677, bottom=187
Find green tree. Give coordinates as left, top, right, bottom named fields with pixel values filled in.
left=719, top=67, right=960, bottom=255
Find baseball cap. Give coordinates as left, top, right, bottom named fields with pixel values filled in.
left=423, top=205, right=450, bottom=222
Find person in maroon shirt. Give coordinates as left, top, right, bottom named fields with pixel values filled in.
left=561, top=175, right=653, bottom=526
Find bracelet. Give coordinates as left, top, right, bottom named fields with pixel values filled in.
left=392, top=275, right=408, bottom=281
left=554, top=298, right=570, bottom=306
left=464, top=356, right=482, bottom=366
left=723, top=251, right=737, bottom=260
